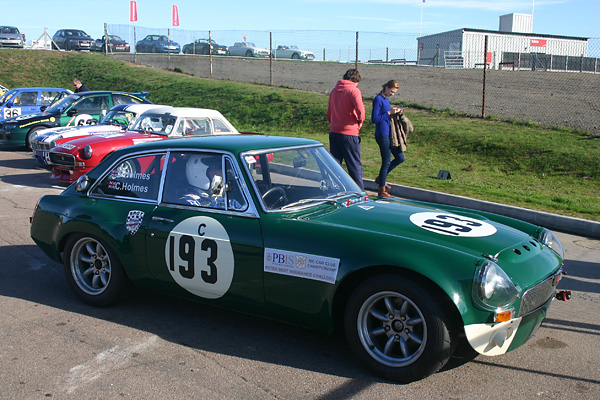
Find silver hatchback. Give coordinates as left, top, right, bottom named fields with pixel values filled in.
left=0, top=26, right=24, bottom=48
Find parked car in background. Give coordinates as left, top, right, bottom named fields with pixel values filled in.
left=31, top=134, right=565, bottom=383
left=31, top=104, right=164, bottom=166
left=0, top=91, right=152, bottom=149
left=135, top=35, right=180, bottom=53
left=51, top=29, right=94, bottom=51
left=227, top=42, right=269, bottom=58
left=93, top=35, right=130, bottom=53
left=0, top=26, right=25, bottom=48
left=273, top=45, right=315, bottom=60
left=48, top=107, right=239, bottom=183
left=182, top=39, right=227, bottom=55
left=0, top=87, right=72, bottom=121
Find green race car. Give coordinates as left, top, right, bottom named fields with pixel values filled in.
left=0, top=90, right=151, bottom=149
left=30, top=135, right=564, bottom=382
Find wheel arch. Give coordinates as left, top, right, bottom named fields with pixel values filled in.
left=332, top=265, right=464, bottom=335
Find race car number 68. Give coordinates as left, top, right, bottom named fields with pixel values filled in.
left=165, top=216, right=235, bottom=299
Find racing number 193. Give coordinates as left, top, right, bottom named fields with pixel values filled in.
left=169, top=235, right=218, bottom=284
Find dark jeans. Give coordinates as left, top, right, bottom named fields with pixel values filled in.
left=329, top=132, right=364, bottom=190
left=376, top=134, right=405, bottom=186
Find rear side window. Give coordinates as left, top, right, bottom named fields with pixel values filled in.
left=92, top=153, right=166, bottom=201
left=113, top=94, right=146, bottom=105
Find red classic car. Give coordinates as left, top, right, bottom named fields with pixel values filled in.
left=48, top=107, right=239, bottom=183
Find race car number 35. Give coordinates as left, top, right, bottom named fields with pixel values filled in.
left=165, top=216, right=235, bottom=299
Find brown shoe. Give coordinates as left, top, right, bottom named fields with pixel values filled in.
left=375, top=176, right=391, bottom=189
left=378, top=186, right=393, bottom=198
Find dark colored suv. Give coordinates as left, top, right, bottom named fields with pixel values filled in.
left=52, top=29, right=94, bottom=51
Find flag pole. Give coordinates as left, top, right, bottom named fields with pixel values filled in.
left=419, top=0, right=424, bottom=37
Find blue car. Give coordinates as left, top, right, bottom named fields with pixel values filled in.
left=135, top=35, right=180, bottom=53
left=0, top=87, right=72, bottom=121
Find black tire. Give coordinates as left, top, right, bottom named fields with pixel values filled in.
left=63, top=234, right=131, bottom=307
left=344, top=275, right=456, bottom=383
left=292, top=53, right=300, bottom=59
left=245, top=50, right=253, bottom=57
left=202, top=47, right=210, bottom=55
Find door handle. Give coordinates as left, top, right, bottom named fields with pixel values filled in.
left=152, top=216, right=174, bottom=223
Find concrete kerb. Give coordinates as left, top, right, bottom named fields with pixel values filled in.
left=364, top=180, right=600, bottom=239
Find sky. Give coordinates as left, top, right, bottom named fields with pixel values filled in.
left=3, top=0, right=597, bottom=45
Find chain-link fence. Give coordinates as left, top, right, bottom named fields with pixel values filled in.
left=104, top=24, right=600, bottom=134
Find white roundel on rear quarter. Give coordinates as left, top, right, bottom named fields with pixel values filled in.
left=410, top=212, right=497, bottom=237
left=165, top=216, right=235, bottom=298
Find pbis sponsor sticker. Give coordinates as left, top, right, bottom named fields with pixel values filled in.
left=264, top=248, right=340, bottom=284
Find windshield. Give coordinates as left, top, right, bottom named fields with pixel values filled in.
left=130, top=113, right=177, bottom=136
left=242, top=145, right=362, bottom=211
left=0, top=89, right=17, bottom=105
left=101, top=109, right=137, bottom=127
left=44, top=94, right=79, bottom=114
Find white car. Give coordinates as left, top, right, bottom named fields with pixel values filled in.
left=228, top=42, right=270, bottom=58
left=273, top=45, right=315, bottom=60
left=31, top=104, right=167, bottom=166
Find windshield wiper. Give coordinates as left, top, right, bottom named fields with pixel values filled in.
left=280, top=198, right=338, bottom=210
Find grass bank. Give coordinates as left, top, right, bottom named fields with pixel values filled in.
left=1, top=49, right=598, bottom=221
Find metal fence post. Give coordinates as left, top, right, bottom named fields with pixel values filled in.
left=355, top=32, right=359, bottom=70
left=482, top=35, right=488, bottom=118
left=270, top=32, right=273, bottom=86
left=209, top=31, right=213, bottom=76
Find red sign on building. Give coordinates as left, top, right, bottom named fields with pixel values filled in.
left=530, top=39, right=547, bottom=47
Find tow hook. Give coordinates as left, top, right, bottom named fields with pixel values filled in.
left=555, top=290, right=571, bottom=301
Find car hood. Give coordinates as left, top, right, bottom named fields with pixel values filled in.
left=306, top=197, right=546, bottom=263
left=52, top=131, right=165, bottom=152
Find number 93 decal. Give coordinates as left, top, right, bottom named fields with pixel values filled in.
left=165, top=216, right=235, bottom=299
left=410, top=212, right=497, bottom=237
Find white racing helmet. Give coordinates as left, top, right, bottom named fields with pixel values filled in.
left=185, top=155, right=210, bottom=190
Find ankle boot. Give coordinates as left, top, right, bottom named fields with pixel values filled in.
left=378, top=186, right=392, bottom=198
left=375, top=176, right=391, bottom=189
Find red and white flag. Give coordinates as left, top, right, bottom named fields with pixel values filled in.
left=130, top=1, right=137, bottom=22
left=172, top=5, right=179, bottom=27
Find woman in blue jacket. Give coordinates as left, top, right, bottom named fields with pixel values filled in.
left=371, top=80, right=403, bottom=197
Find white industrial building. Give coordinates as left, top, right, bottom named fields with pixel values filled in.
left=417, top=13, right=591, bottom=71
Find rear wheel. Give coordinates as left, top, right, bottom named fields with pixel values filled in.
left=63, top=234, right=131, bottom=307
left=344, top=275, right=456, bottom=383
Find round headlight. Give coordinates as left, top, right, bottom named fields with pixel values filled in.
left=82, top=144, right=93, bottom=160
left=473, top=261, right=519, bottom=310
left=539, top=229, right=564, bottom=259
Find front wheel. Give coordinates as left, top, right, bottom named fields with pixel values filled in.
left=63, top=234, right=131, bottom=307
left=344, top=275, right=456, bottom=383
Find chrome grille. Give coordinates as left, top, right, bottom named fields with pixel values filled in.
left=49, top=152, right=75, bottom=166
left=519, top=270, right=561, bottom=316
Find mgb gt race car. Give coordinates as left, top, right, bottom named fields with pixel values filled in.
left=48, top=107, right=239, bottom=183
left=30, top=135, right=565, bottom=382
left=30, top=104, right=164, bottom=166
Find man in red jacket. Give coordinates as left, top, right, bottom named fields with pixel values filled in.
left=327, top=69, right=366, bottom=190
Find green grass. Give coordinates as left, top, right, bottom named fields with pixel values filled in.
left=1, top=49, right=598, bottom=221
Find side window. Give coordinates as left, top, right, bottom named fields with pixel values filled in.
left=113, top=94, right=145, bottom=105
left=162, top=152, right=247, bottom=211
left=41, top=91, right=59, bottom=106
left=15, top=91, right=38, bottom=106
left=91, top=154, right=165, bottom=201
left=212, top=118, right=232, bottom=133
